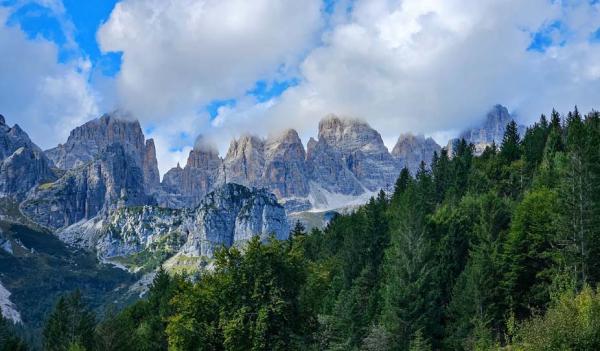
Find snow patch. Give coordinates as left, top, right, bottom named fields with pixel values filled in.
left=0, top=280, right=21, bottom=323
left=307, top=181, right=375, bottom=212
left=0, top=238, right=12, bottom=254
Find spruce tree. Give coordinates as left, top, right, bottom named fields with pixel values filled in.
left=380, top=182, right=440, bottom=349
left=43, top=291, right=96, bottom=351
left=500, top=120, right=521, bottom=162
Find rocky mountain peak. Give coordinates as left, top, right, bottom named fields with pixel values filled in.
left=0, top=114, right=5, bottom=125
left=318, top=115, right=387, bottom=153
left=143, top=139, right=160, bottom=192
left=0, top=115, right=56, bottom=200
left=263, top=129, right=309, bottom=200
left=45, top=111, right=147, bottom=170
left=392, top=133, right=441, bottom=173
left=455, top=104, right=526, bottom=155
left=44, top=112, right=160, bottom=200
left=223, top=134, right=265, bottom=185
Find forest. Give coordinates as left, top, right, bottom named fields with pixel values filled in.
left=3, top=107, right=600, bottom=350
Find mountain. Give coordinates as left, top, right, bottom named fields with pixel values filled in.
left=391, top=133, right=441, bottom=173
left=307, top=115, right=399, bottom=194
left=0, top=203, right=136, bottom=330
left=21, top=144, right=151, bottom=229
left=449, top=104, right=526, bottom=155
left=158, top=137, right=223, bottom=208
left=0, top=115, right=56, bottom=201
left=60, top=183, right=289, bottom=273
left=45, top=112, right=160, bottom=192
left=160, top=114, right=408, bottom=211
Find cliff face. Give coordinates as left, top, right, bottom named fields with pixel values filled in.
left=45, top=112, right=160, bottom=194
left=262, top=129, right=309, bottom=199
left=392, top=133, right=441, bottom=173
left=21, top=144, right=149, bottom=230
left=0, top=115, right=56, bottom=200
left=158, top=115, right=412, bottom=211
left=308, top=115, right=400, bottom=194
left=62, top=183, right=289, bottom=272
left=450, top=104, right=526, bottom=155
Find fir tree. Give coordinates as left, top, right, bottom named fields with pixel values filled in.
left=500, top=120, right=521, bottom=162
left=43, top=290, right=96, bottom=351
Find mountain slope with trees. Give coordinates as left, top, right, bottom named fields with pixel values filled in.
left=10, top=106, right=600, bottom=350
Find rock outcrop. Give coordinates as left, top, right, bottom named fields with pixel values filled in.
left=45, top=112, right=160, bottom=194
left=262, top=129, right=309, bottom=199
left=307, top=115, right=399, bottom=194
left=392, top=133, right=441, bottom=173
left=0, top=115, right=56, bottom=200
left=143, top=139, right=161, bottom=192
left=64, top=183, right=289, bottom=271
left=21, top=144, right=150, bottom=229
left=157, top=137, right=223, bottom=208
left=451, top=104, right=526, bottom=155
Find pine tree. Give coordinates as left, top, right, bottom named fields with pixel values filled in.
left=0, top=314, right=27, bottom=351
left=393, top=167, right=411, bottom=203
left=409, top=330, right=432, bottom=351
left=380, top=182, right=440, bottom=349
left=291, top=220, right=306, bottom=238
left=500, top=120, right=521, bottom=162
left=503, top=189, right=560, bottom=318
left=43, top=291, right=96, bottom=351
left=432, top=149, right=451, bottom=203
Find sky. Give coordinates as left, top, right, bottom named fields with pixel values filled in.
left=1, top=0, right=600, bottom=176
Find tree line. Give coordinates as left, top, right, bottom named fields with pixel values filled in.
left=5, top=106, right=600, bottom=350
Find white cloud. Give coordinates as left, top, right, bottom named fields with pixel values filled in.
left=5, top=0, right=600, bottom=176
left=0, top=7, right=99, bottom=149
left=208, top=0, right=600, bottom=153
left=98, top=0, right=323, bottom=120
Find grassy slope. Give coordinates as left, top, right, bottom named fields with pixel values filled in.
left=0, top=220, right=138, bottom=336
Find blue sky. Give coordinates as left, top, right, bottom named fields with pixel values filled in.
left=1, top=0, right=600, bottom=175
left=1, top=0, right=308, bottom=118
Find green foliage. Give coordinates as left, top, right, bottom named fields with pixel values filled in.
left=0, top=314, right=27, bottom=351
left=512, top=286, right=600, bottom=350
left=15, top=106, right=600, bottom=350
left=43, top=290, right=96, bottom=351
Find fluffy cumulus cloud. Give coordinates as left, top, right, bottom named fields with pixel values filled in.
left=3, top=0, right=600, bottom=175
left=0, top=7, right=99, bottom=149
left=209, top=0, right=600, bottom=148
left=98, top=0, right=323, bottom=119
left=96, top=0, right=323, bottom=173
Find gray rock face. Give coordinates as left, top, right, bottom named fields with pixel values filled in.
left=160, top=130, right=312, bottom=210
left=222, top=135, right=266, bottom=186
left=0, top=147, right=56, bottom=200
left=158, top=115, right=432, bottom=211
left=262, top=129, right=309, bottom=199
left=307, top=115, right=399, bottom=194
left=392, top=133, right=441, bottom=173
left=21, top=144, right=149, bottom=229
left=157, top=138, right=223, bottom=208
left=306, top=135, right=365, bottom=196
left=452, top=104, right=526, bottom=155
left=181, top=183, right=289, bottom=257
left=143, top=139, right=160, bottom=192
left=45, top=112, right=160, bottom=193
left=0, top=116, right=56, bottom=200
left=67, top=184, right=289, bottom=268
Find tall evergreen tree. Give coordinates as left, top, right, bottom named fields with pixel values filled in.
left=500, top=120, right=521, bottom=163
left=380, top=182, right=441, bottom=350
left=43, top=290, right=96, bottom=351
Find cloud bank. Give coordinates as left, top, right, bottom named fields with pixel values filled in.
left=2, top=0, right=600, bottom=175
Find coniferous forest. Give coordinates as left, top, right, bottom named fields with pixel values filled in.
left=5, top=107, right=600, bottom=350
